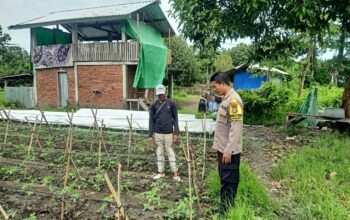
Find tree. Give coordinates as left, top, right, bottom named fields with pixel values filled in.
left=214, top=50, right=233, bottom=72
left=0, top=25, right=31, bottom=77
left=229, top=43, right=254, bottom=67
left=170, top=0, right=350, bottom=117
left=164, top=36, right=202, bottom=86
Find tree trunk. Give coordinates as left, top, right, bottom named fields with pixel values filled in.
left=341, top=77, right=350, bottom=118
left=297, top=37, right=314, bottom=97
left=335, top=21, right=346, bottom=87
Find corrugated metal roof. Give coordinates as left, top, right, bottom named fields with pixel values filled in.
left=8, top=0, right=175, bottom=36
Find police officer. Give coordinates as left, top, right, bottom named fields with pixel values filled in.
left=210, top=72, right=243, bottom=212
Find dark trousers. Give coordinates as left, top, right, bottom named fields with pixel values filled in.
left=217, top=151, right=241, bottom=211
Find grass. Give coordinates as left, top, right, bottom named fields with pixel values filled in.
left=207, top=162, right=277, bottom=220
left=173, top=91, right=201, bottom=115
left=0, top=89, right=4, bottom=106
left=271, top=133, right=350, bottom=219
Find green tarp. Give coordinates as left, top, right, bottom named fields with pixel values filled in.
left=299, top=88, right=318, bottom=126
left=122, top=19, right=167, bottom=88
left=34, top=27, right=72, bottom=46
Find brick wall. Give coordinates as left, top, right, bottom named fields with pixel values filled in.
left=78, top=65, right=123, bottom=108
left=36, top=67, right=75, bottom=107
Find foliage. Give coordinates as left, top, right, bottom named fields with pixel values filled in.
left=236, top=79, right=344, bottom=125
left=238, top=83, right=291, bottom=125
left=0, top=89, right=4, bottom=106
left=214, top=50, right=233, bottom=72
left=229, top=43, right=254, bottom=67
left=0, top=25, right=31, bottom=77
left=271, top=133, right=350, bottom=219
left=208, top=163, right=277, bottom=219
left=165, top=196, right=197, bottom=219
left=165, top=37, right=202, bottom=86
left=3, top=99, right=23, bottom=109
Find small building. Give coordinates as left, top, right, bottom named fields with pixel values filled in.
left=9, top=0, right=174, bottom=109
left=0, top=73, right=33, bottom=88
left=228, top=64, right=289, bottom=90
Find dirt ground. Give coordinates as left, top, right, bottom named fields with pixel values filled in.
left=0, top=118, right=324, bottom=220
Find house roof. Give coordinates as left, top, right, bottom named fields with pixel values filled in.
left=0, top=73, right=32, bottom=80
left=8, top=0, right=175, bottom=37
left=229, top=64, right=289, bottom=75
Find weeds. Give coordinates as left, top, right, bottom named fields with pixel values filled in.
left=271, top=133, right=350, bottom=219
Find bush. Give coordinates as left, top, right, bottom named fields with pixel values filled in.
left=3, top=99, right=23, bottom=109
left=238, top=83, right=291, bottom=125
left=237, top=80, right=344, bottom=125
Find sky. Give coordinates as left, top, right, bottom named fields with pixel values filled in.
left=0, top=0, right=334, bottom=59
left=0, top=0, right=178, bottom=50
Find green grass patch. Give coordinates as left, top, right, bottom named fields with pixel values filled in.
left=271, top=133, right=350, bottom=219
left=208, top=162, right=277, bottom=219
left=173, top=91, right=201, bottom=115
left=0, top=89, right=4, bottom=105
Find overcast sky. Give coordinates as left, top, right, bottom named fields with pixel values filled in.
left=0, top=0, right=334, bottom=59
left=0, top=0, right=178, bottom=50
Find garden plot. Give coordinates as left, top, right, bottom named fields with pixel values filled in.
left=1, top=108, right=216, bottom=133
left=0, top=110, right=215, bottom=219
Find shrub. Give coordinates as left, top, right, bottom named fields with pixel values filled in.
left=238, top=82, right=291, bottom=125
left=3, top=99, right=23, bottom=109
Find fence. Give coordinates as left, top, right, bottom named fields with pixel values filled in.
left=77, top=41, right=139, bottom=62
left=4, top=87, right=34, bottom=108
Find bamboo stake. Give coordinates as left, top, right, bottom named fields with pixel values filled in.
left=201, top=113, right=207, bottom=180
left=116, top=164, right=122, bottom=220
left=2, top=108, right=21, bottom=141
left=98, top=120, right=103, bottom=168
left=26, top=116, right=42, bottom=153
left=70, top=157, right=87, bottom=196
left=189, top=134, right=202, bottom=211
left=185, top=122, right=193, bottom=220
left=126, top=114, right=133, bottom=167
left=3, top=119, right=9, bottom=147
left=104, top=172, right=129, bottom=220
left=38, top=105, right=52, bottom=133
left=0, top=204, right=9, bottom=220
left=61, top=110, right=74, bottom=220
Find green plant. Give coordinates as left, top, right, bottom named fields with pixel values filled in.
left=207, top=162, right=277, bottom=219
left=140, top=180, right=171, bottom=211
left=165, top=196, right=197, bottom=219
left=6, top=209, right=17, bottom=218
left=0, top=166, right=23, bottom=180
left=88, top=169, right=105, bottom=191
left=3, top=99, right=23, bottom=109
left=271, top=133, right=350, bottom=219
left=23, top=213, right=37, bottom=220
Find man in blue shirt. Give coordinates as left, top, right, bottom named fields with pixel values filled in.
left=148, top=84, right=182, bottom=182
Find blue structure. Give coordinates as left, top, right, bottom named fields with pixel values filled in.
left=233, top=70, right=268, bottom=90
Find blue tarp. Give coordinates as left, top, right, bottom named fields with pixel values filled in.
left=233, top=71, right=267, bottom=90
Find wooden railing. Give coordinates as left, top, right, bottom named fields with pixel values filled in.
left=76, top=41, right=139, bottom=62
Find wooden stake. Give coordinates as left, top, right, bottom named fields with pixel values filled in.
left=104, top=172, right=129, bottom=220
left=61, top=110, right=74, bottom=220
left=201, top=113, right=207, bottom=180
left=117, top=164, right=122, bottom=220
left=185, top=122, right=193, bottom=220
left=3, top=119, right=9, bottom=147
left=2, top=108, right=21, bottom=141
left=0, top=204, right=9, bottom=220
left=98, top=120, right=104, bottom=168
left=38, top=105, right=52, bottom=133
left=26, top=116, right=42, bottom=154
left=126, top=114, right=133, bottom=167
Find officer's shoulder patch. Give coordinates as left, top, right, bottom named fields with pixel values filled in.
left=229, top=98, right=243, bottom=121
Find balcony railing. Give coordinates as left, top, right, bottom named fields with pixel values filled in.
left=76, top=41, right=139, bottom=62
